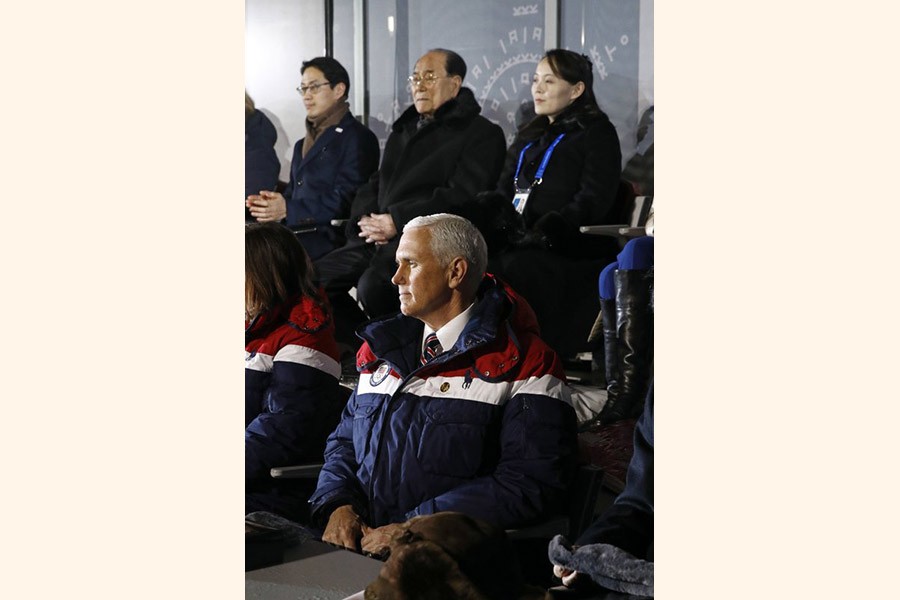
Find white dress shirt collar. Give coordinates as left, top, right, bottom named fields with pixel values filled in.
left=422, top=301, right=477, bottom=356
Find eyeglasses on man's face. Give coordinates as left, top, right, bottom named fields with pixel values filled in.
left=296, top=81, right=331, bottom=96
left=407, top=73, right=451, bottom=89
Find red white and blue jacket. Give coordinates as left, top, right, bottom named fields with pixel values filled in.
left=245, top=293, right=344, bottom=487
left=309, top=275, right=578, bottom=529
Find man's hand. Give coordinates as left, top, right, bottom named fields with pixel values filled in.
left=360, top=522, right=406, bottom=558
left=321, top=504, right=366, bottom=552
left=357, top=213, right=397, bottom=245
left=246, top=190, right=287, bottom=222
left=553, top=564, right=589, bottom=588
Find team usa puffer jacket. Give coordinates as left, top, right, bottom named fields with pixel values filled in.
left=309, top=275, right=578, bottom=529
left=245, top=293, right=344, bottom=487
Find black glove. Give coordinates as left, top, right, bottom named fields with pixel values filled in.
left=509, top=227, right=550, bottom=251
left=533, top=211, right=575, bottom=253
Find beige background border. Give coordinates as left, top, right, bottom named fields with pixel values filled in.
left=656, top=1, right=900, bottom=598
left=5, top=1, right=898, bottom=598
left=5, top=0, right=245, bottom=596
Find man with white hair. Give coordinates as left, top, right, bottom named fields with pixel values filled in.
left=309, top=213, right=578, bottom=557
left=313, top=48, right=507, bottom=349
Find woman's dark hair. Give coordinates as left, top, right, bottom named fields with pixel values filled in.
left=301, top=56, right=351, bottom=99
left=245, top=91, right=255, bottom=118
left=542, top=48, right=602, bottom=118
left=518, top=49, right=603, bottom=139
left=245, top=222, right=318, bottom=319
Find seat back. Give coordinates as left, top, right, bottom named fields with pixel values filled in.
left=579, top=185, right=653, bottom=246
left=627, top=195, right=653, bottom=229
left=616, top=177, right=653, bottom=226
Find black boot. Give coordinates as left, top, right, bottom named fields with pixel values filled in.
left=599, top=297, right=619, bottom=395
left=599, top=269, right=653, bottom=423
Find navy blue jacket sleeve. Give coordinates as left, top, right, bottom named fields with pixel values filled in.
left=576, top=383, right=654, bottom=557
left=245, top=358, right=342, bottom=480
left=308, top=389, right=371, bottom=526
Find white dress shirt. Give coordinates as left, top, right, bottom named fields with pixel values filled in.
left=421, top=301, right=477, bottom=357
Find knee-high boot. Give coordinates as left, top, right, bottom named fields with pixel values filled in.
left=599, top=269, right=653, bottom=423
left=599, top=297, right=619, bottom=393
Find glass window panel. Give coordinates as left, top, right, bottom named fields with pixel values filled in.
left=332, top=0, right=356, bottom=92
left=561, top=0, right=645, bottom=165
left=246, top=0, right=326, bottom=180
left=366, top=0, right=551, bottom=148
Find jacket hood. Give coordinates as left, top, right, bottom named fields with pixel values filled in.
left=245, top=290, right=332, bottom=344
left=356, top=274, right=541, bottom=380
left=392, top=87, right=483, bottom=133
left=472, top=273, right=541, bottom=340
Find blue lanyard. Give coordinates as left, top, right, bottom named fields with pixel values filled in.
left=513, top=133, right=566, bottom=190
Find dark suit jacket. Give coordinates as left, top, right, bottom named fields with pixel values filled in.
left=347, top=87, right=507, bottom=236
left=285, top=111, right=380, bottom=259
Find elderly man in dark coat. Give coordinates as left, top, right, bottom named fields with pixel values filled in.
left=313, top=48, right=507, bottom=346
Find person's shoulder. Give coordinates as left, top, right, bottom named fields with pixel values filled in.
left=246, top=108, right=269, bottom=127
left=442, top=88, right=497, bottom=130
left=508, top=313, right=566, bottom=379
left=291, top=137, right=305, bottom=156
left=355, top=339, right=380, bottom=371
left=471, top=113, right=504, bottom=134
left=247, top=109, right=277, bottom=139
left=582, top=110, right=618, bottom=137
left=339, top=113, right=380, bottom=144
left=341, top=112, right=373, bottom=133
left=514, top=328, right=567, bottom=378
left=390, top=105, right=420, bottom=133
left=476, top=280, right=567, bottom=380
left=566, top=112, right=619, bottom=155
left=458, top=111, right=505, bottom=146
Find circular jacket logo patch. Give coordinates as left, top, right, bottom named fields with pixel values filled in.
left=369, top=363, right=391, bottom=386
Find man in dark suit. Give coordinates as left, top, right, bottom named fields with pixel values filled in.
left=247, top=56, right=380, bottom=260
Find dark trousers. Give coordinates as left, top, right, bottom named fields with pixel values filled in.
left=295, top=229, right=343, bottom=262
left=313, top=237, right=401, bottom=347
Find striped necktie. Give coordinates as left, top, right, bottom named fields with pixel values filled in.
left=420, top=332, right=443, bottom=366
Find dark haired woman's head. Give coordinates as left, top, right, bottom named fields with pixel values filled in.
left=530, top=49, right=601, bottom=123
left=245, top=222, right=317, bottom=320
left=245, top=91, right=255, bottom=118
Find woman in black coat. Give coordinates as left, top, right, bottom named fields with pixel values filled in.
left=487, top=49, right=623, bottom=357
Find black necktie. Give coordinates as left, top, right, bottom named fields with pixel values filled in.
left=420, top=332, right=443, bottom=365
